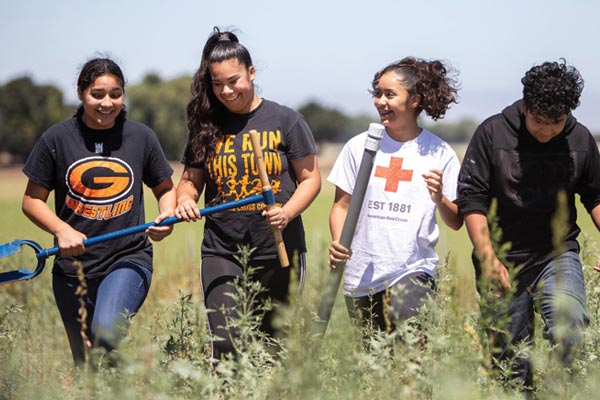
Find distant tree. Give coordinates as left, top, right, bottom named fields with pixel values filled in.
left=0, top=76, right=70, bottom=161
left=127, top=74, right=191, bottom=160
left=344, top=114, right=379, bottom=141
left=142, top=72, right=162, bottom=85
left=297, top=100, right=353, bottom=142
left=423, top=117, right=478, bottom=143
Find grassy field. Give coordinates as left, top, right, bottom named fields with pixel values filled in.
left=1, top=161, right=600, bottom=399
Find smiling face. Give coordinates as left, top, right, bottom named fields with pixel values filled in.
left=209, top=58, right=259, bottom=114
left=372, top=71, right=420, bottom=140
left=524, top=108, right=568, bottom=143
left=78, top=74, right=124, bottom=130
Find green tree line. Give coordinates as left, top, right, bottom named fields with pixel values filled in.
left=0, top=74, right=493, bottom=163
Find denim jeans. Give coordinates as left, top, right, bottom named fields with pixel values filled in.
left=52, top=260, right=152, bottom=364
left=345, top=270, right=436, bottom=333
left=491, top=250, right=589, bottom=388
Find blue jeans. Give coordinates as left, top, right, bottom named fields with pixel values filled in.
left=491, top=251, right=589, bottom=388
left=345, top=270, right=436, bottom=333
left=52, top=260, right=152, bottom=364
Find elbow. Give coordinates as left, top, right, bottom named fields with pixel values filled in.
left=445, top=215, right=463, bottom=231
left=450, top=219, right=464, bottom=231
left=306, top=174, right=322, bottom=201
left=21, top=196, right=33, bottom=218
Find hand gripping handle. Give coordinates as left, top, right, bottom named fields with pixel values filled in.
left=249, top=129, right=290, bottom=268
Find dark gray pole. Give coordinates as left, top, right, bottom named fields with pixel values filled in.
left=314, top=122, right=384, bottom=337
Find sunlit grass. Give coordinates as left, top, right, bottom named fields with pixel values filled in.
left=1, top=162, right=600, bottom=399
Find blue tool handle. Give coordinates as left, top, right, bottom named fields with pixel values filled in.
left=41, top=217, right=180, bottom=258
left=39, top=192, right=268, bottom=258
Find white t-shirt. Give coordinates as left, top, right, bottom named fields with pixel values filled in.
left=327, top=128, right=460, bottom=297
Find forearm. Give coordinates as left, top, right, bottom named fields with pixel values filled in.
left=283, top=155, right=321, bottom=221
left=147, top=178, right=177, bottom=240
left=152, top=178, right=176, bottom=214
left=327, top=189, right=352, bottom=267
left=436, top=197, right=463, bottom=230
left=329, top=203, right=347, bottom=241
left=22, top=181, right=86, bottom=254
left=282, top=175, right=321, bottom=221
left=22, top=195, right=70, bottom=237
left=176, top=180, right=200, bottom=205
left=591, top=204, right=600, bottom=232
left=464, top=211, right=497, bottom=262
left=329, top=187, right=351, bottom=241
left=176, top=167, right=205, bottom=206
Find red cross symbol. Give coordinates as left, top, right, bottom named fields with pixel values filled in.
left=374, top=157, right=413, bottom=192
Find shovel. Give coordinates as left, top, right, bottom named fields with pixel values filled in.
left=0, top=191, right=271, bottom=285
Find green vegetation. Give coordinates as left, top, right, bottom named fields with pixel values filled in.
left=0, top=74, right=495, bottom=167
left=1, top=169, right=600, bottom=399
left=127, top=74, right=191, bottom=161
left=0, top=77, right=71, bottom=163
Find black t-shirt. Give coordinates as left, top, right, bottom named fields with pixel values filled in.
left=23, top=115, right=173, bottom=278
left=182, top=99, right=317, bottom=260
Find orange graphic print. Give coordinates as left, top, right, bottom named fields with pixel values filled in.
left=375, top=157, right=413, bottom=192
left=65, top=157, right=134, bottom=220
left=208, top=130, right=283, bottom=207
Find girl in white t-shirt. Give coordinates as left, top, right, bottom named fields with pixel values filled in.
left=328, top=57, right=462, bottom=335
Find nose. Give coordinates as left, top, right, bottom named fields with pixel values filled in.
left=221, top=84, right=234, bottom=95
left=538, top=123, right=555, bottom=136
left=374, top=95, right=386, bottom=107
left=100, top=95, right=112, bottom=107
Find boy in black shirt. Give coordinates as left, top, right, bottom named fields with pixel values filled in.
left=458, top=60, right=600, bottom=391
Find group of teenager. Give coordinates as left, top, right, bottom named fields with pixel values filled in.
left=21, top=26, right=600, bottom=393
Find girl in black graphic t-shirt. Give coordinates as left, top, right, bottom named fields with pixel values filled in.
left=176, top=27, right=321, bottom=359
left=22, top=58, right=176, bottom=365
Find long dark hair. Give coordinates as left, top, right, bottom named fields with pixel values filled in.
left=74, top=57, right=127, bottom=122
left=370, top=57, right=459, bottom=121
left=186, top=27, right=254, bottom=164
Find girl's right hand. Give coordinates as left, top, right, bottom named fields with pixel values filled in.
left=56, top=224, right=87, bottom=257
left=328, top=240, right=351, bottom=269
left=175, top=198, right=202, bottom=222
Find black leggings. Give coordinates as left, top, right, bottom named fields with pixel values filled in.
left=345, top=271, right=435, bottom=333
left=201, top=253, right=305, bottom=359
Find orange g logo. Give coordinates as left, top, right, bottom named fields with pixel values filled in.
left=66, top=157, right=134, bottom=204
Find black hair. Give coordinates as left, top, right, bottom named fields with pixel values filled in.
left=74, top=57, right=127, bottom=121
left=370, top=57, right=459, bottom=121
left=521, top=59, right=584, bottom=121
left=186, top=27, right=254, bottom=164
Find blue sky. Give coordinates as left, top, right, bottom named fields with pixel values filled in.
left=2, top=0, right=600, bottom=131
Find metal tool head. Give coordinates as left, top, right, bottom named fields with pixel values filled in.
left=0, top=239, right=46, bottom=284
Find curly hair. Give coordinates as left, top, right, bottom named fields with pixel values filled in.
left=370, top=57, right=459, bottom=120
left=521, top=59, right=584, bottom=121
left=186, top=27, right=253, bottom=164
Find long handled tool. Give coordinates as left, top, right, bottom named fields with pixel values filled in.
left=313, top=123, right=384, bottom=337
left=0, top=191, right=274, bottom=285
left=249, top=129, right=289, bottom=267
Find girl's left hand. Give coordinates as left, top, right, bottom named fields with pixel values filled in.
left=262, top=206, right=289, bottom=230
left=146, top=210, right=174, bottom=241
left=422, top=168, right=444, bottom=205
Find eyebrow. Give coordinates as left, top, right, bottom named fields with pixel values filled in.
left=90, top=87, right=123, bottom=92
left=529, top=112, right=565, bottom=124
left=211, top=74, right=240, bottom=83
